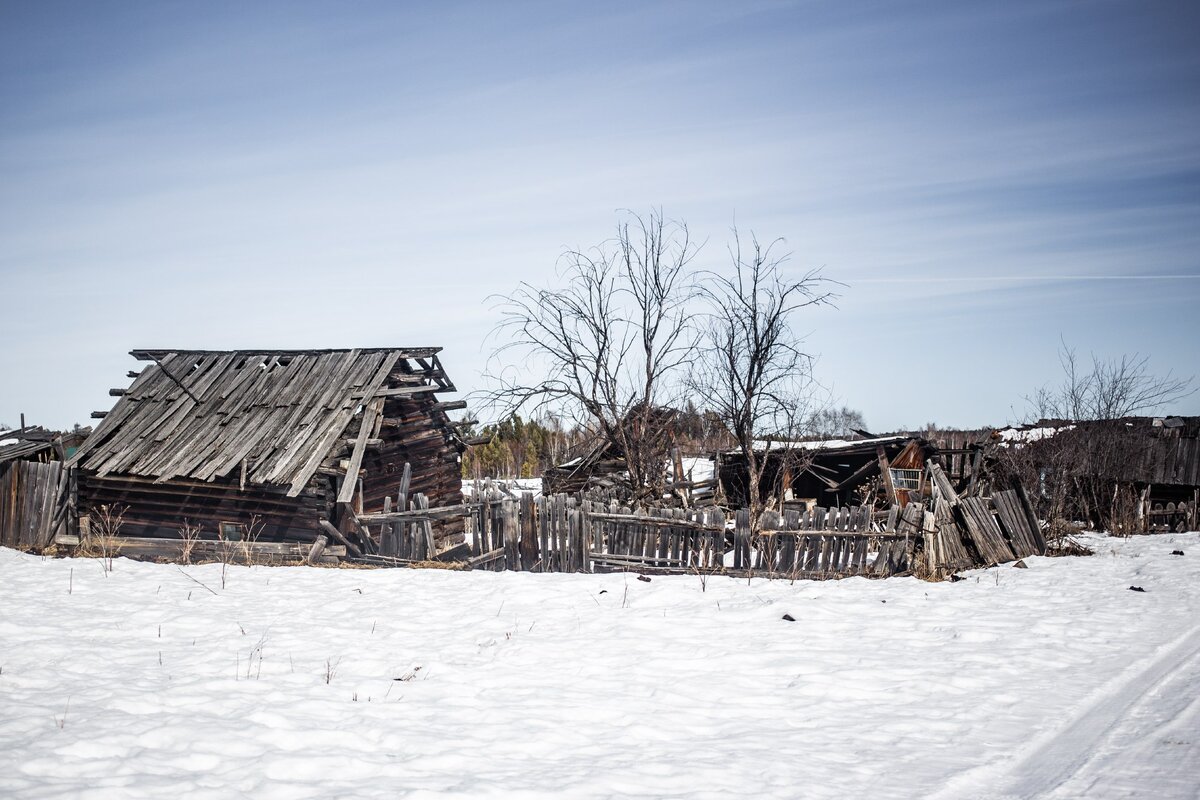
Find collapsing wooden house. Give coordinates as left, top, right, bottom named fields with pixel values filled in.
left=719, top=435, right=946, bottom=511
left=64, top=348, right=467, bottom=562
left=987, top=416, right=1200, bottom=532
left=541, top=438, right=628, bottom=496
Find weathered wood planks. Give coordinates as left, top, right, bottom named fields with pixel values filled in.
left=0, top=461, right=70, bottom=551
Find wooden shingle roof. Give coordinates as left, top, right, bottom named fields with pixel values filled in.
left=70, top=348, right=454, bottom=496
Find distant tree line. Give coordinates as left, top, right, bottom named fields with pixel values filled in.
left=460, top=403, right=741, bottom=481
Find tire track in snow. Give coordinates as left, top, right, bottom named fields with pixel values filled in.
left=931, top=623, right=1200, bottom=800
left=1042, top=650, right=1200, bottom=800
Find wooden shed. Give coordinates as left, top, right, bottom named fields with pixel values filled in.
left=1, top=425, right=86, bottom=550
left=66, top=348, right=467, bottom=560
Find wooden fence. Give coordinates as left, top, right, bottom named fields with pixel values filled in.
left=354, top=469, right=1046, bottom=581
left=2, top=461, right=1043, bottom=583
left=357, top=488, right=919, bottom=579
left=0, top=461, right=71, bottom=550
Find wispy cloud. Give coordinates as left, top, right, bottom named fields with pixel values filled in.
left=1, top=1, right=1197, bottom=428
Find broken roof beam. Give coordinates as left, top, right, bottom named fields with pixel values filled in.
left=830, top=457, right=881, bottom=491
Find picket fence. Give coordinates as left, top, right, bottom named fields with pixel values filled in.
left=363, top=488, right=916, bottom=579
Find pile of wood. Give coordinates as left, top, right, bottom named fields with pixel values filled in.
left=922, top=460, right=1046, bottom=578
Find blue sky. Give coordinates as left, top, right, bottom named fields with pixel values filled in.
left=2, top=0, right=1197, bottom=431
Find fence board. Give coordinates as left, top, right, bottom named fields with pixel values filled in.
left=0, top=461, right=69, bottom=551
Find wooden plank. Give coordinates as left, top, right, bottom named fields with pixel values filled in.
left=350, top=385, right=440, bottom=399
left=519, top=491, right=537, bottom=570
left=337, top=397, right=386, bottom=505
left=469, top=547, right=506, bottom=568
left=416, top=494, right=436, bottom=560
left=877, top=446, right=898, bottom=506
left=992, top=490, right=1034, bottom=558
left=1013, top=480, right=1047, bottom=554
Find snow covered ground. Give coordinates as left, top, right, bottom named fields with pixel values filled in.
left=2, top=533, right=1198, bottom=799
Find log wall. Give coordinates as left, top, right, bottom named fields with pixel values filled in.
left=77, top=472, right=327, bottom=543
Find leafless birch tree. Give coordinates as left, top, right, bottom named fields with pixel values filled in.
left=690, top=231, right=836, bottom=527
left=481, top=209, right=699, bottom=500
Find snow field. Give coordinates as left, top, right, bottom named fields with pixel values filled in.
left=1, top=533, right=1198, bottom=799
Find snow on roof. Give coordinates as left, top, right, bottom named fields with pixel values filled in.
left=996, top=424, right=1075, bottom=445
left=731, top=434, right=909, bottom=456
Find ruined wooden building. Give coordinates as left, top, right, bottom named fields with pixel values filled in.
left=987, top=416, right=1200, bottom=532
left=719, top=435, right=947, bottom=511
left=65, top=348, right=468, bottom=559
left=541, top=438, right=629, bottom=496
left=0, top=425, right=87, bottom=550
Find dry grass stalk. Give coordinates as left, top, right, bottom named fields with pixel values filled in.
left=84, top=504, right=125, bottom=572
left=179, top=521, right=204, bottom=565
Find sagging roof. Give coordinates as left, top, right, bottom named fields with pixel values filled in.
left=69, top=348, right=457, bottom=495
left=0, top=426, right=58, bottom=465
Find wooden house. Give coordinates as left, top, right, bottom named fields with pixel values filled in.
left=66, top=348, right=467, bottom=559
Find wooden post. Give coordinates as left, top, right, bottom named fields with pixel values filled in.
left=672, top=447, right=689, bottom=508
left=734, top=508, right=751, bottom=570
left=380, top=496, right=394, bottom=556
left=1137, top=484, right=1151, bottom=532
left=536, top=495, right=548, bottom=571
left=417, top=493, right=434, bottom=560
left=877, top=446, right=898, bottom=506
left=504, top=497, right=518, bottom=571
left=306, top=535, right=328, bottom=565
left=519, top=492, right=537, bottom=570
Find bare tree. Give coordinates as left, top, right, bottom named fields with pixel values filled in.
left=807, top=405, right=867, bottom=439
left=690, top=231, right=836, bottom=527
left=1028, top=338, right=1194, bottom=421
left=481, top=209, right=699, bottom=500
